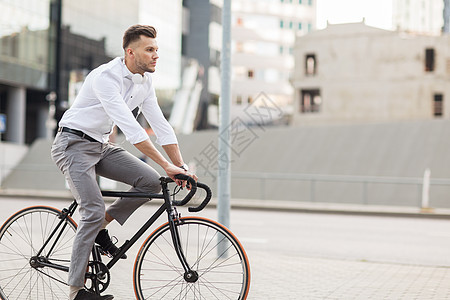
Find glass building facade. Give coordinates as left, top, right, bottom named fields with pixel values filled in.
left=0, top=0, right=183, bottom=144
left=0, top=0, right=55, bottom=89
left=0, top=0, right=58, bottom=144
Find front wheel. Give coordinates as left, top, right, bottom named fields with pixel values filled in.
left=0, top=206, right=77, bottom=300
left=133, top=217, right=251, bottom=299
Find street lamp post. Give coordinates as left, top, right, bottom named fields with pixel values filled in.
left=218, top=0, right=232, bottom=230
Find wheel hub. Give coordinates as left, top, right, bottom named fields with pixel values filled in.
left=29, top=256, right=45, bottom=269
left=184, top=270, right=199, bottom=283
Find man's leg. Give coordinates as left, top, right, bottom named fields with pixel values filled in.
left=64, top=162, right=106, bottom=289
left=96, top=145, right=161, bottom=225
left=66, top=168, right=105, bottom=287
left=51, top=133, right=108, bottom=293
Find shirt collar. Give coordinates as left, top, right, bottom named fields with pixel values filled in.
left=121, top=57, right=134, bottom=80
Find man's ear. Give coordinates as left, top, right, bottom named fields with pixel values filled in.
left=126, top=48, right=134, bottom=57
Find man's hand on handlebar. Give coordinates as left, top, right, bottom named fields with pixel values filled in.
left=164, top=164, right=198, bottom=189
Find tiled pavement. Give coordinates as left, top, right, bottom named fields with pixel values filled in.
left=1, top=196, right=450, bottom=299
left=247, top=252, right=450, bottom=299
left=103, top=248, right=450, bottom=299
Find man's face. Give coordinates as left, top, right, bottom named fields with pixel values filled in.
left=129, top=36, right=159, bottom=73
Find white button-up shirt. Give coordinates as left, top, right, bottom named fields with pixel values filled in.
left=59, top=57, right=178, bottom=145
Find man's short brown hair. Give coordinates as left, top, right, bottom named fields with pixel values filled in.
left=123, top=25, right=157, bottom=50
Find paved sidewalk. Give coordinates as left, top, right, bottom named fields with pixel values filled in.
left=248, top=252, right=450, bottom=299
left=1, top=194, right=450, bottom=299
left=102, top=247, right=450, bottom=299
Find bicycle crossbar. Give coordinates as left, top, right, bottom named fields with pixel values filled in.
left=101, top=191, right=165, bottom=199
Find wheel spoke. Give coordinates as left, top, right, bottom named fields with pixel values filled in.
left=134, top=217, right=250, bottom=299
left=0, top=207, right=77, bottom=299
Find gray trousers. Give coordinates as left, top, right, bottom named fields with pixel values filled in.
left=51, top=132, right=161, bottom=287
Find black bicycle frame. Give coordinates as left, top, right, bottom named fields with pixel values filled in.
left=35, top=177, right=196, bottom=277
left=35, top=200, right=78, bottom=259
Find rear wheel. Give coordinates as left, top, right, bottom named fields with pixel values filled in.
left=0, top=206, right=77, bottom=299
left=134, top=217, right=251, bottom=299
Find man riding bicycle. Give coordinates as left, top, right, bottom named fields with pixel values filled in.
left=51, top=24, right=196, bottom=300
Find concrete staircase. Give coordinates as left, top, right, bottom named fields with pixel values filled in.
left=2, top=119, right=450, bottom=208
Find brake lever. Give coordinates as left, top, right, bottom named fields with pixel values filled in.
left=171, top=174, right=197, bottom=206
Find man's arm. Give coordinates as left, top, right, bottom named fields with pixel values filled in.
left=162, top=144, right=184, bottom=167
left=163, top=144, right=198, bottom=183
left=134, top=139, right=183, bottom=179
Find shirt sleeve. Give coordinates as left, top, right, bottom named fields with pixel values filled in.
left=92, top=70, right=149, bottom=144
left=141, top=85, right=178, bottom=146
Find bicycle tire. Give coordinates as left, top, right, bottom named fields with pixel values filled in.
left=0, top=206, right=77, bottom=300
left=133, top=216, right=251, bottom=300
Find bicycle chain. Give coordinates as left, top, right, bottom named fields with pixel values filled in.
left=47, top=258, right=70, bottom=263
left=29, top=258, right=70, bottom=286
left=34, top=267, right=68, bottom=286
left=31, top=258, right=108, bottom=290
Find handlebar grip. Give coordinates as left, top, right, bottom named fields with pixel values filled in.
left=188, top=182, right=212, bottom=212
left=171, top=174, right=197, bottom=206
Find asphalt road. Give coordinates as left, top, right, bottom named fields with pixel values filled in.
left=1, top=197, right=449, bottom=299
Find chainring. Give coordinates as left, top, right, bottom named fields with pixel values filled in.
left=85, top=260, right=110, bottom=294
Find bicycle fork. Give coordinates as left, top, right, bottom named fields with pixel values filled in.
left=168, top=207, right=199, bottom=283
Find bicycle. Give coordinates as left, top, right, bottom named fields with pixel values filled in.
left=0, top=174, right=250, bottom=299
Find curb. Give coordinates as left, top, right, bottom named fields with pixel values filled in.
left=231, top=199, right=450, bottom=219
left=1, top=189, right=450, bottom=219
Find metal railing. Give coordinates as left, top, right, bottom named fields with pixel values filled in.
left=3, top=162, right=450, bottom=208
left=198, top=170, right=450, bottom=208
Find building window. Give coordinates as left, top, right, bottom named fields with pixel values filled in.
left=248, top=69, right=254, bottom=78
left=300, top=89, right=321, bottom=113
left=280, top=20, right=284, bottom=28
left=210, top=49, right=220, bottom=67
left=425, top=48, right=435, bottom=72
left=181, top=35, right=187, bottom=55
left=236, top=95, right=243, bottom=105
left=298, top=22, right=302, bottom=30
left=434, top=94, right=443, bottom=117
left=305, top=54, right=317, bottom=75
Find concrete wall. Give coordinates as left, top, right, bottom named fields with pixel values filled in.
left=292, top=22, right=450, bottom=125
left=2, top=120, right=450, bottom=208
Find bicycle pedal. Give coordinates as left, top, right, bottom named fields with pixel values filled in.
left=97, top=247, right=113, bottom=258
